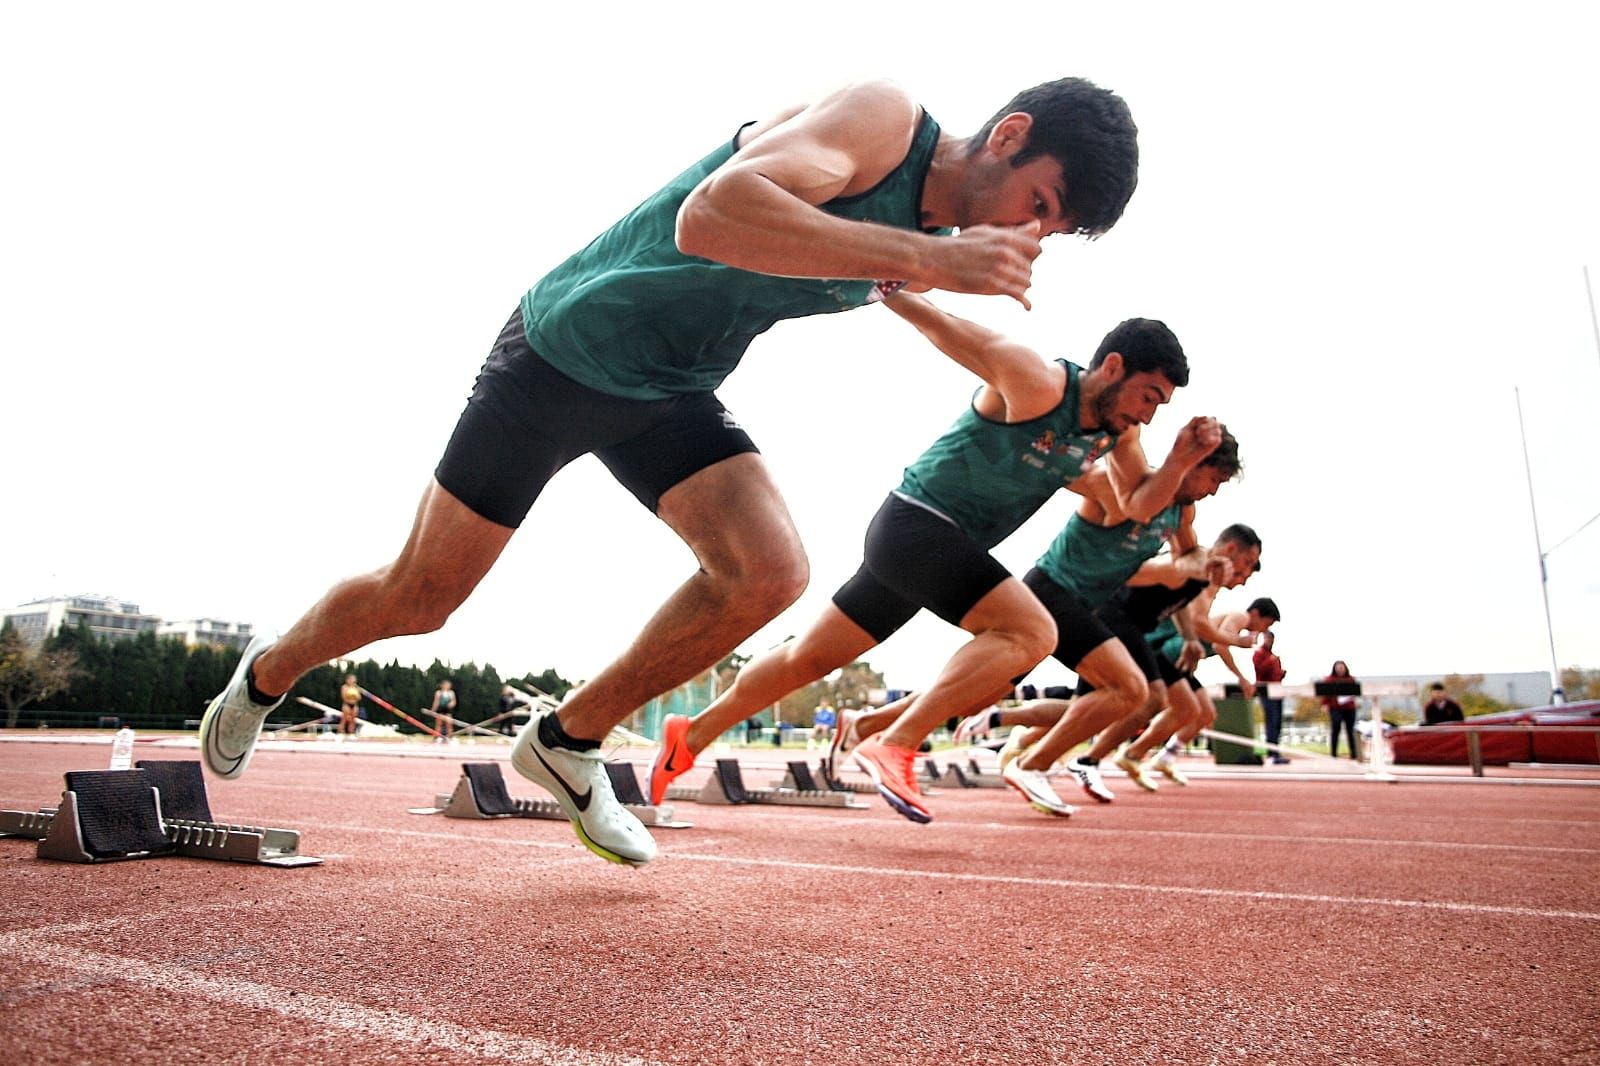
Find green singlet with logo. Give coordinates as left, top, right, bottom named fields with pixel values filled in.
left=1035, top=502, right=1185, bottom=609
left=895, top=362, right=1116, bottom=549
left=519, top=114, right=946, bottom=400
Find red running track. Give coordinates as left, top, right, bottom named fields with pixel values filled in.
left=1, top=737, right=1597, bottom=1065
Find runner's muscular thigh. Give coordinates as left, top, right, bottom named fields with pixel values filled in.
left=655, top=453, right=806, bottom=580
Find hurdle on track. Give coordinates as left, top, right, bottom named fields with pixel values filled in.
left=1203, top=678, right=1411, bottom=781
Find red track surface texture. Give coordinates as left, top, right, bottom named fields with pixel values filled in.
left=2, top=738, right=1597, bottom=1065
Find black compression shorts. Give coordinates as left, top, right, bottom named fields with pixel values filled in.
left=435, top=309, right=759, bottom=526
left=1021, top=567, right=1116, bottom=671
left=830, top=494, right=1012, bottom=642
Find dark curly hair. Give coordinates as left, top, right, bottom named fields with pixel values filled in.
left=1201, top=426, right=1242, bottom=480
left=969, top=77, right=1139, bottom=238
left=1090, top=317, right=1187, bottom=387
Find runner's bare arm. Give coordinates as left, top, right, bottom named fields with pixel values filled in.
left=676, top=82, right=1042, bottom=305
left=1208, top=612, right=1255, bottom=695
left=1170, top=503, right=1199, bottom=555
left=1103, top=417, right=1221, bottom=523
left=1173, top=602, right=1205, bottom=672
left=882, top=293, right=1064, bottom=419
left=1064, top=466, right=1117, bottom=522
left=1126, top=546, right=1214, bottom=589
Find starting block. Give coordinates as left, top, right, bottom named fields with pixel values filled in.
left=956, top=758, right=1005, bottom=789
left=815, top=759, right=876, bottom=795
left=410, top=762, right=691, bottom=828
left=0, top=761, right=322, bottom=867
left=666, top=758, right=866, bottom=808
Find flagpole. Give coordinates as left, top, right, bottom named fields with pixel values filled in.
left=1586, top=266, right=1600, bottom=372
left=1514, top=387, right=1564, bottom=704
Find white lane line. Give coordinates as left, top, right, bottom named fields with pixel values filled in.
left=967, top=822, right=1600, bottom=856
left=691, top=807, right=1600, bottom=856
left=297, top=821, right=577, bottom=848
left=663, top=851, right=1600, bottom=923
left=0, top=935, right=662, bottom=1066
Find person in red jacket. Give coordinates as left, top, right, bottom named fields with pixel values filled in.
left=1253, top=629, right=1288, bottom=763
left=1320, top=660, right=1360, bottom=758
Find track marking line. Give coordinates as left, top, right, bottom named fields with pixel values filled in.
left=685, top=807, right=1599, bottom=856
left=0, top=935, right=665, bottom=1066
left=963, top=822, right=1600, bottom=856
left=663, top=851, right=1600, bottom=922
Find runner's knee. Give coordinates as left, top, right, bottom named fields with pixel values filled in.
left=1104, top=669, right=1149, bottom=716
left=992, top=613, right=1057, bottom=679
left=376, top=568, right=474, bottom=635
left=716, top=539, right=809, bottom=617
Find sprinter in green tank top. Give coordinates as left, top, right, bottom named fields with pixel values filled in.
left=202, top=78, right=1142, bottom=866
left=833, top=437, right=1239, bottom=816
left=647, top=291, right=1223, bottom=821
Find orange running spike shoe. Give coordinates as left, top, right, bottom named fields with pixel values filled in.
left=646, top=714, right=696, bottom=806
left=849, top=737, right=932, bottom=823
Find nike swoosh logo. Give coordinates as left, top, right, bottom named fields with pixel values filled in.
left=663, top=748, right=683, bottom=773
left=534, top=747, right=592, bottom=812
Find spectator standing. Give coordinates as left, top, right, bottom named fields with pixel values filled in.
left=338, top=674, right=362, bottom=738
left=1320, top=660, right=1360, bottom=759
left=497, top=685, right=521, bottom=734
left=1253, top=629, right=1288, bottom=764
left=429, top=680, right=457, bottom=744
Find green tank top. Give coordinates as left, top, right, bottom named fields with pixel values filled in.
left=1149, top=617, right=1213, bottom=664
left=520, top=114, right=946, bottom=400
left=1035, top=502, right=1185, bottom=608
left=895, top=363, right=1116, bottom=549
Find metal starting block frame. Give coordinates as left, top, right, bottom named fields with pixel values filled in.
left=666, top=758, right=867, bottom=808
left=412, top=762, right=691, bottom=829
left=0, top=761, right=322, bottom=867
left=815, top=759, right=877, bottom=794
left=942, top=758, right=1005, bottom=789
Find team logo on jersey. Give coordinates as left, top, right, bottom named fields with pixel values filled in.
left=868, top=280, right=908, bottom=303
left=1032, top=430, right=1059, bottom=455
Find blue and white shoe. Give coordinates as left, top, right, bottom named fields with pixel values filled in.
left=199, top=633, right=283, bottom=780
left=1066, top=757, right=1116, bottom=803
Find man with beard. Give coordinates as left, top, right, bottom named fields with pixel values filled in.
left=951, top=437, right=1244, bottom=809
left=648, top=291, right=1219, bottom=821
left=199, top=78, right=1141, bottom=867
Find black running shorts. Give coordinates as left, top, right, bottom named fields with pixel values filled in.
left=1096, top=603, right=1164, bottom=683
left=830, top=494, right=1013, bottom=642
left=435, top=310, right=760, bottom=527
left=1021, top=567, right=1117, bottom=671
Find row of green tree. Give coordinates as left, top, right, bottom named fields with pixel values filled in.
left=0, top=619, right=574, bottom=732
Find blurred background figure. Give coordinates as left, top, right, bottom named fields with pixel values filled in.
left=1253, top=629, right=1288, bottom=764
left=1320, top=660, right=1360, bottom=758
left=1422, top=682, right=1465, bottom=726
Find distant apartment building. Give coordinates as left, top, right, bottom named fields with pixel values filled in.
left=1, top=594, right=161, bottom=647
left=156, top=617, right=254, bottom=652
left=2, top=595, right=252, bottom=652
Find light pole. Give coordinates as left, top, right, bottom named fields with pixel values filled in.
left=1514, top=388, right=1564, bottom=704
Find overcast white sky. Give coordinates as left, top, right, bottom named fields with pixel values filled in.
left=3, top=3, right=1597, bottom=701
